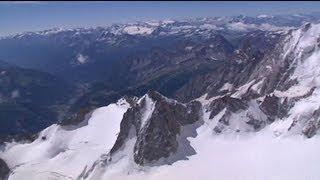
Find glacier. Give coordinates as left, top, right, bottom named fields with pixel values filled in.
left=1, top=94, right=320, bottom=180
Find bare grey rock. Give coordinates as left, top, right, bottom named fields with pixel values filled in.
left=0, top=159, right=9, bottom=180
left=209, top=95, right=248, bottom=119
left=259, top=94, right=280, bottom=122
left=109, top=91, right=202, bottom=165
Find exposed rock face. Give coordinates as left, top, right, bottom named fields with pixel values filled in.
left=302, top=120, right=320, bottom=138
left=209, top=96, right=248, bottom=119
left=201, top=23, right=320, bottom=138
left=59, top=107, right=93, bottom=127
left=134, top=91, right=201, bottom=165
left=109, top=91, right=202, bottom=165
left=259, top=94, right=280, bottom=122
left=109, top=99, right=141, bottom=155
left=201, top=95, right=270, bottom=134
left=301, top=108, right=320, bottom=138
left=0, top=159, right=9, bottom=180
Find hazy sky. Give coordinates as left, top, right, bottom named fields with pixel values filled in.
left=1, top=1, right=320, bottom=36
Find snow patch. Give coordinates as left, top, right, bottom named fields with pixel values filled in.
left=220, top=83, right=234, bottom=92
left=77, top=54, right=89, bottom=64
left=145, top=21, right=160, bottom=27
left=227, top=22, right=290, bottom=32
left=199, top=24, right=218, bottom=30
left=251, top=79, right=265, bottom=94
left=257, top=14, right=270, bottom=18
left=123, top=26, right=154, bottom=35
left=274, top=86, right=312, bottom=98
left=185, top=46, right=193, bottom=50
left=140, top=95, right=156, bottom=130
left=231, top=80, right=256, bottom=98
left=259, top=23, right=291, bottom=32
left=11, top=89, right=20, bottom=98
left=227, top=22, right=257, bottom=32
left=161, top=19, right=175, bottom=25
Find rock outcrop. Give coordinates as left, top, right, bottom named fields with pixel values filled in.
left=109, top=91, right=202, bottom=165
left=0, top=159, right=9, bottom=180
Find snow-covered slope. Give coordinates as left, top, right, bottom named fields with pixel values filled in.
left=2, top=92, right=320, bottom=180
left=0, top=99, right=130, bottom=180
left=85, top=130, right=320, bottom=180
left=80, top=91, right=320, bottom=180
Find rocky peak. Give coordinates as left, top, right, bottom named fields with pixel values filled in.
left=108, top=91, right=202, bottom=165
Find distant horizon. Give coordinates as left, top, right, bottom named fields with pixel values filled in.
left=2, top=11, right=320, bottom=38
left=1, top=1, right=320, bottom=36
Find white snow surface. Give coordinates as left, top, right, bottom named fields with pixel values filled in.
left=227, top=22, right=257, bottom=32
left=77, top=53, right=89, bottom=64
left=251, top=79, right=264, bottom=94
left=71, top=94, right=320, bottom=180
left=257, top=14, right=270, bottom=18
left=122, top=26, right=154, bottom=35
left=199, top=24, right=219, bottom=30
left=86, top=122, right=320, bottom=180
left=227, top=22, right=290, bottom=32
left=184, top=46, right=193, bottom=50
left=0, top=101, right=129, bottom=180
left=10, top=90, right=20, bottom=98
left=1, top=94, right=320, bottom=179
left=220, top=82, right=234, bottom=92
left=276, top=24, right=320, bottom=99
left=139, top=95, right=156, bottom=130
left=231, top=80, right=256, bottom=98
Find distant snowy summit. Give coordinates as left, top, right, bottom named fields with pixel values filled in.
left=3, top=12, right=320, bottom=41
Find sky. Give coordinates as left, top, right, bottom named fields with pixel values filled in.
left=1, top=1, right=320, bottom=36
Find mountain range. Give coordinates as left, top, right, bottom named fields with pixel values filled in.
left=1, top=13, right=320, bottom=179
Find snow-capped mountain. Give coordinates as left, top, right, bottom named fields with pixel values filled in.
left=2, top=12, right=320, bottom=40
left=0, top=14, right=290, bottom=139
left=1, top=13, right=318, bottom=81
left=1, top=21, right=320, bottom=179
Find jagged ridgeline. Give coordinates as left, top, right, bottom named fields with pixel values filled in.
left=1, top=15, right=320, bottom=179
left=0, top=13, right=318, bottom=139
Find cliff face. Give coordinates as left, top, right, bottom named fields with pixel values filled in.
left=0, top=159, right=9, bottom=180
left=109, top=91, right=202, bottom=166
